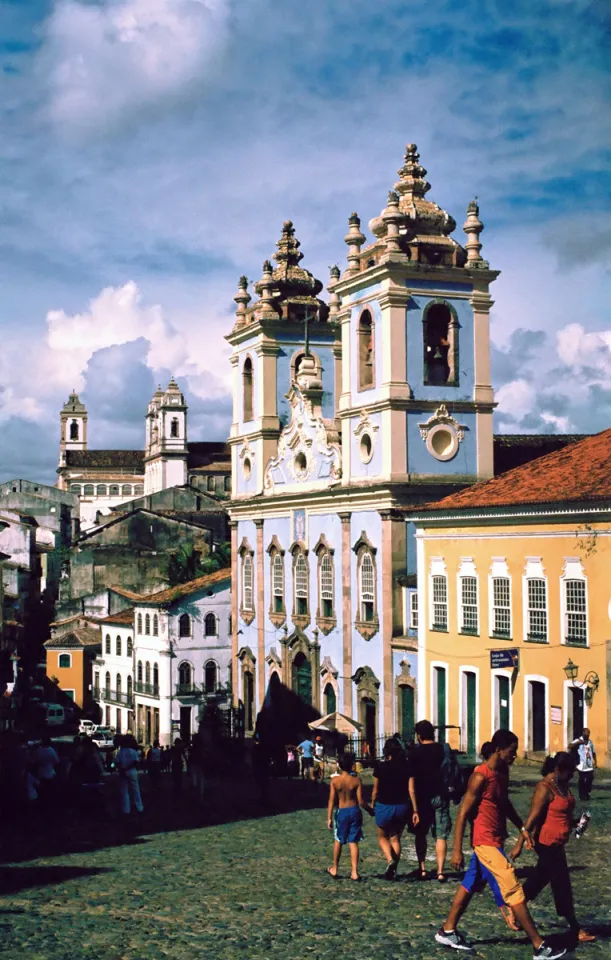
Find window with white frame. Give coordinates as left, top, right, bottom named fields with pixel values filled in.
left=564, top=578, right=587, bottom=645
left=319, top=553, right=334, bottom=619
left=409, top=591, right=419, bottom=630
left=492, top=577, right=511, bottom=637
left=431, top=574, right=448, bottom=630
left=242, top=555, right=253, bottom=611
left=460, top=576, right=478, bottom=633
left=526, top=578, right=548, bottom=642
left=272, top=553, right=284, bottom=614
left=360, top=553, right=375, bottom=622
left=294, top=553, right=308, bottom=617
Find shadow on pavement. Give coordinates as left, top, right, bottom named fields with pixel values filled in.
left=0, top=864, right=112, bottom=895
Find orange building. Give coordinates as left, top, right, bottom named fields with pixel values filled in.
left=45, top=623, right=102, bottom=711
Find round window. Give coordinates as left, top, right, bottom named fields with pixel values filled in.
left=294, top=452, right=307, bottom=477
left=426, top=424, right=459, bottom=462
left=359, top=433, right=373, bottom=464
left=243, top=457, right=252, bottom=480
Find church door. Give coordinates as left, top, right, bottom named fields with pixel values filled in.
left=292, top=653, right=312, bottom=704
left=399, top=685, right=415, bottom=741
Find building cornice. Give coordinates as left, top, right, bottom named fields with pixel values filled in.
left=412, top=500, right=611, bottom=529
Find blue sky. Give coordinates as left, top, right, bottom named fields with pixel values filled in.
left=1, top=0, right=610, bottom=483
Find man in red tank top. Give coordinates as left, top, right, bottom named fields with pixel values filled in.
left=435, top=730, right=566, bottom=959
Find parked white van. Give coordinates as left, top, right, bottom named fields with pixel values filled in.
left=43, top=704, right=65, bottom=726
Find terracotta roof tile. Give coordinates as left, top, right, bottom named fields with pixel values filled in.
left=45, top=626, right=102, bottom=649
left=421, top=428, right=611, bottom=513
left=98, top=608, right=134, bottom=625
left=135, top=569, right=231, bottom=607
left=64, top=450, right=144, bottom=469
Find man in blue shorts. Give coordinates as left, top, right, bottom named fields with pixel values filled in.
left=298, top=736, right=315, bottom=780
left=326, top=753, right=372, bottom=880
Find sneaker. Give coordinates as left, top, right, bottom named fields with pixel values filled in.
left=434, top=928, right=474, bottom=951
left=533, top=942, right=567, bottom=960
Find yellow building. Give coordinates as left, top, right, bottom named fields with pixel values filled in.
left=45, top=621, right=102, bottom=711
left=414, top=429, right=610, bottom=768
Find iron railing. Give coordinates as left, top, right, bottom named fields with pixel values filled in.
left=134, top=682, right=160, bottom=698
left=95, top=688, right=133, bottom=707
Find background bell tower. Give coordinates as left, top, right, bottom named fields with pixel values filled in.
left=59, top=390, right=88, bottom=462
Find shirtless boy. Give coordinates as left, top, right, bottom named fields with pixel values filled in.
left=327, top=752, right=372, bottom=881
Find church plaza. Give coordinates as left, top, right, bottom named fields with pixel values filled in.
left=1, top=770, right=610, bottom=959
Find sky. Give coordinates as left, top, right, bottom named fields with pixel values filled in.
left=0, top=0, right=610, bottom=484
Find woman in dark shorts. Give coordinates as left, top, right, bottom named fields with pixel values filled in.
left=372, top=738, right=418, bottom=879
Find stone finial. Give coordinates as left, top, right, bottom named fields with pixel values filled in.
left=256, top=260, right=279, bottom=321
left=234, top=275, right=251, bottom=326
left=382, top=190, right=402, bottom=255
left=395, top=143, right=431, bottom=200
left=463, top=198, right=485, bottom=265
left=274, top=220, right=304, bottom=271
left=344, top=212, right=366, bottom=274
left=327, top=264, right=341, bottom=318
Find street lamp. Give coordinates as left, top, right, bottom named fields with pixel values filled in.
left=563, top=659, right=600, bottom=706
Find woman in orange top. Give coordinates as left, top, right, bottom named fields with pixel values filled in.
left=511, top=752, right=595, bottom=944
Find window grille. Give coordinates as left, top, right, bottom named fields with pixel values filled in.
left=492, top=577, right=511, bottom=637
left=272, top=554, right=284, bottom=613
left=105, top=634, right=111, bottom=654
left=152, top=614, right=159, bottom=637
left=116, top=636, right=122, bottom=656
left=127, top=636, right=133, bottom=657
left=460, top=576, right=478, bottom=633
left=205, top=612, right=217, bottom=636
left=527, top=578, right=548, bottom=641
left=145, top=614, right=151, bottom=635
left=432, top=575, right=448, bottom=630
left=320, top=554, right=334, bottom=618
left=295, top=554, right=308, bottom=616
left=242, top=556, right=253, bottom=611
left=360, top=553, right=375, bottom=622
left=565, top=579, right=587, bottom=645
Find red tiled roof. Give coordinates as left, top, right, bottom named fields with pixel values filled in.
left=98, top=608, right=134, bottom=625
left=45, top=626, right=102, bottom=649
left=109, top=586, right=149, bottom=601
left=135, top=569, right=231, bottom=606
left=421, top=428, right=611, bottom=513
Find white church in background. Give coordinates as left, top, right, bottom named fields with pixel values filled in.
left=57, top=378, right=189, bottom=529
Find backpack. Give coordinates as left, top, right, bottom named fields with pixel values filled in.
left=441, top=743, right=465, bottom=805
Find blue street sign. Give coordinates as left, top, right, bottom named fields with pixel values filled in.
left=490, top=648, right=519, bottom=670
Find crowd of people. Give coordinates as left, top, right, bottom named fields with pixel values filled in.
left=325, top=722, right=597, bottom=960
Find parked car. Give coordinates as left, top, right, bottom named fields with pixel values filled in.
left=79, top=719, right=98, bottom=736
left=41, top=703, right=65, bottom=726
left=91, top=728, right=116, bottom=749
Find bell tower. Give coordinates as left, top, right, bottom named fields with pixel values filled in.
left=59, top=390, right=88, bottom=462
left=144, top=378, right=188, bottom=494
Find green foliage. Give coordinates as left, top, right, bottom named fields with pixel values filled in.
left=166, top=542, right=231, bottom=586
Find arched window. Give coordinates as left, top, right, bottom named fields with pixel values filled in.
left=105, top=634, right=111, bottom=655
left=152, top=614, right=159, bottom=637
left=134, top=484, right=144, bottom=496
left=84, top=484, right=94, bottom=496
left=207, top=476, right=215, bottom=492
left=272, top=553, right=284, bottom=615
left=109, top=484, right=119, bottom=496
left=116, top=635, right=122, bottom=656
left=204, top=660, right=217, bottom=693
left=127, top=636, right=133, bottom=656
left=423, top=301, right=458, bottom=385
left=170, top=417, right=179, bottom=438
left=242, top=556, right=253, bottom=612
left=153, top=663, right=159, bottom=690
left=59, top=653, right=71, bottom=669
left=96, top=484, right=107, bottom=496
left=294, top=553, right=309, bottom=618
left=105, top=671, right=111, bottom=698
left=242, top=356, right=254, bottom=421
left=145, top=662, right=151, bottom=685
left=127, top=675, right=133, bottom=701
left=319, top=553, right=334, bottom=619
left=358, top=309, right=374, bottom=390
left=178, top=662, right=192, bottom=688
left=121, top=484, right=132, bottom=496
left=324, top=682, right=337, bottom=715
left=145, top=613, right=151, bottom=635
left=116, top=674, right=122, bottom=696
left=69, top=484, right=81, bottom=494
left=137, top=613, right=143, bottom=634
left=70, top=420, right=79, bottom=440
left=204, top=612, right=217, bottom=637
left=360, top=553, right=375, bottom=622
left=137, top=661, right=143, bottom=684
left=179, top=613, right=191, bottom=637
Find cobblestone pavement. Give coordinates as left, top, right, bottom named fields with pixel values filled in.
left=1, top=772, right=610, bottom=959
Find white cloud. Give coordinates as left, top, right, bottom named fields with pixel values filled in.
left=44, top=0, right=231, bottom=130
left=556, top=322, right=611, bottom=375
left=495, top=379, right=537, bottom=421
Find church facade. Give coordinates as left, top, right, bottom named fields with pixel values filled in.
left=227, top=144, right=499, bottom=745
left=57, top=379, right=231, bottom=529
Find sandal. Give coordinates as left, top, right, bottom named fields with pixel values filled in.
left=499, top=905, right=521, bottom=932
left=437, top=873, right=447, bottom=883
left=418, top=869, right=428, bottom=881
left=577, top=929, right=596, bottom=943
left=384, top=861, right=398, bottom=881
left=326, top=867, right=339, bottom=880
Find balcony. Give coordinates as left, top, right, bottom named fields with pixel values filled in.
left=95, top=689, right=133, bottom=707
left=134, top=682, right=160, bottom=699
left=175, top=683, right=225, bottom=698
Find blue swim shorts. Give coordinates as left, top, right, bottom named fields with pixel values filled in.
left=462, top=851, right=505, bottom=908
left=334, top=806, right=363, bottom=844
left=374, top=802, right=410, bottom=834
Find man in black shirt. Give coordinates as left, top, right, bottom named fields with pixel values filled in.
left=409, top=720, right=451, bottom=881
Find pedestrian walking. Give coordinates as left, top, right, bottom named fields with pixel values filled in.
left=313, top=736, right=325, bottom=782
left=569, top=728, right=596, bottom=802
left=408, top=719, right=454, bottom=881
left=372, top=737, right=418, bottom=880
left=146, top=740, right=162, bottom=785
left=511, top=752, right=595, bottom=944
left=286, top=744, right=299, bottom=779
left=298, top=736, right=315, bottom=780
left=326, top=752, right=372, bottom=881
left=115, top=734, right=144, bottom=817
left=31, top=736, right=60, bottom=811
left=435, top=729, right=566, bottom=959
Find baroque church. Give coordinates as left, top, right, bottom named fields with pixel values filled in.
left=56, top=378, right=231, bottom=529
left=226, top=144, right=580, bottom=744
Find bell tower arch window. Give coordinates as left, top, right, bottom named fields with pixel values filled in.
left=170, top=417, right=179, bottom=438
left=358, top=309, right=374, bottom=391
left=423, top=300, right=459, bottom=385
left=242, top=355, right=254, bottom=422
left=70, top=420, right=79, bottom=440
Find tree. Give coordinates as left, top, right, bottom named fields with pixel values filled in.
left=166, top=542, right=230, bottom=586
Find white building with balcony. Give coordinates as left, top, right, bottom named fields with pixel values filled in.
left=132, top=570, right=232, bottom=745
left=92, top=609, right=135, bottom=733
